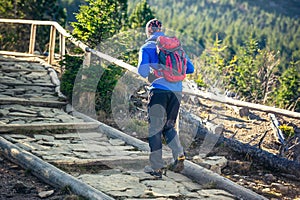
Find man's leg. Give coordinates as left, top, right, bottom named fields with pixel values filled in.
left=163, top=91, right=185, bottom=172
left=148, top=117, right=164, bottom=170
left=147, top=90, right=167, bottom=171
left=164, top=128, right=184, bottom=161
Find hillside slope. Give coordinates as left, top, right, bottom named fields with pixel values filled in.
left=128, top=0, right=300, bottom=70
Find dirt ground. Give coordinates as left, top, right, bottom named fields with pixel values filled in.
left=0, top=155, right=82, bottom=200
left=180, top=95, right=300, bottom=200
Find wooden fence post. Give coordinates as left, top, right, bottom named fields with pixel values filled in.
left=59, top=33, right=66, bottom=73
left=59, top=33, right=65, bottom=59
left=78, top=51, right=96, bottom=118
left=29, top=24, right=36, bottom=54
left=48, top=25, right=56, bottom=65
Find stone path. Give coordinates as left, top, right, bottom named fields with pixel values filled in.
left=0, top=52, right=265, bottom=199
left=2, top=131, right=237, bottom=199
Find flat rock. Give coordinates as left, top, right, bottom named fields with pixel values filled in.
left=78, top=174, right=147, bottom=198
left=38, top=190, right=54, bottom=198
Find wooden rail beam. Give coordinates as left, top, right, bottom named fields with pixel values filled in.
left=85, top=47, right=300, bottom=120
left=0, top=18, right=88, bottom=57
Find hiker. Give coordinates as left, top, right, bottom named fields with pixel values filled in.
left=137, top=19, right=195, bottom=179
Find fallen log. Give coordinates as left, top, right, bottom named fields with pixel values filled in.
left=183, top=161, right=268, bottom=200
left=193, top=119, right=300, bottom=178
left=0, top=136, right=114, bottom=200
left=180, top=103, right=300, bottom=177
left=0, top=122, right=99, bottom=133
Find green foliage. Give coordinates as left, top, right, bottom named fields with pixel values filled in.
left=71, top=0, right=128, bottom=47
left=0, top=0, right=66, bottom=52
left=255, top=48, right=280, bottom=104
left=68, top=0, right=131, bottom=115
left=60, top=54, right=125, bottom=115
left=0, top=0, right=15, bottom=18
left=194, top=76, right=207, bottom=88
left=95, top=65, right=125, bottom=114
left=60, top=0, right=299, bottom=113
left=59, top=0, right=86, bottom=23
left=234, top=37, right=261, bottom=101
left=198, top=34, right=234, bottom=90
left=0, top=0, right=66, bottom=21
left=128, top=0, right=155, bottom=29
left=197, top=33, right=284, bottom=107
left=274, top=60, right=300, bottom=111
left=233, top=39, right=281, bottom=103
left=60, top=55, right=83, bottom=100
left=62, top=0, right=157, bottom=116
left=279, top=124, right=295, bottom=139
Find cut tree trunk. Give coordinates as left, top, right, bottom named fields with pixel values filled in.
left=181, top=108, right=300, bottom=177
left=226, top=104, right=250, bottom=118
left=197, top=127, right=300, bottom=177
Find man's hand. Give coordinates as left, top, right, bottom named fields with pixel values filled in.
left=147, top=72, right=157, bottom=83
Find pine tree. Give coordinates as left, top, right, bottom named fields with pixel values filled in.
left=65, top=0, right=130, bottom=116
left=275, top=60, right=300, bottom=111
left=128, top=0, right=155, bottom=29
left=71, top=0, right=128, bottom=47
left=234, top=37, right=260, bottom=101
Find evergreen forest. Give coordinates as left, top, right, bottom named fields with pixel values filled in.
left=0, top=0, right=299, bottom=113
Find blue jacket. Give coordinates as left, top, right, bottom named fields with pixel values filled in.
left=138, top=32, right=194, bottom=92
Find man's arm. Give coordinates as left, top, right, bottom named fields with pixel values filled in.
left=138, top=48, right=151, bottom=78
left=186, top=56, right=195, bottom=74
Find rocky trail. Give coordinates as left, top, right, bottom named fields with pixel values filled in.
left=1, top=51, right=300, bottom=200
left=0, top=52, right=268, bottom=200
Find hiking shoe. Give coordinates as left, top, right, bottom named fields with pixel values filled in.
left=168, top=155, right=185, bottom=172
left=144, top=165, right=163, bottom=179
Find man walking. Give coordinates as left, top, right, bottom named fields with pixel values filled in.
left=137, top=19, right=195, bottom=179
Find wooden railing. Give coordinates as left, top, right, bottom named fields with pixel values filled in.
left=0, top=18, right=300, bottom=119
left=0, top=18, right=88, bottom=65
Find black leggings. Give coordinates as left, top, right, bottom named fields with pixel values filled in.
left=147, top=89, right=184, bottom=169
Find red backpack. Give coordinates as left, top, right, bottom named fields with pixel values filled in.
left=154, top=36, right=187, bottom=82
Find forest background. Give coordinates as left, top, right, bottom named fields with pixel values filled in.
left=0, top=0, right=299, bottom=116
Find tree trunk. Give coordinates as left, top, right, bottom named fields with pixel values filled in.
left=181, top=108, right=300, bottom=177
left=194, top=122, right=300, bottom=177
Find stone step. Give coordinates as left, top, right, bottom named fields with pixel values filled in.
left=0, top=84, right=56, bottom=92
left=0, top=122, right=99, bottom=133
left=0, top=98, right=66, bottom=108
left=50, top=156, right=152, bottom=169
left=0, top=135, right=114, bottom=200
left=0, top=81, right=55, bottom=87
left=0, top=50, right=44, bottom=59
left=1, top=69, right=46, bottom=73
